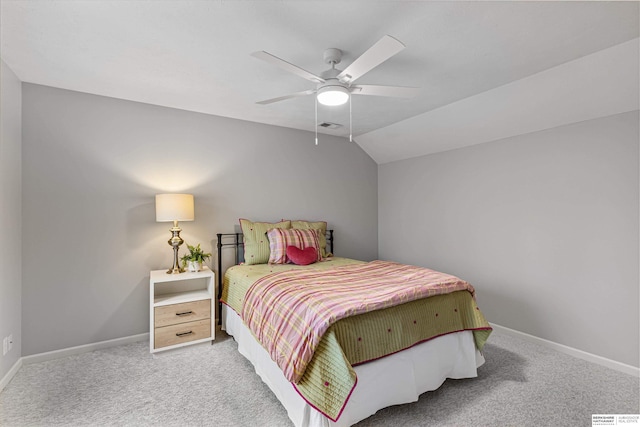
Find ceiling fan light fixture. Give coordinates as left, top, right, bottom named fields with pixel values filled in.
left=317, top=85, right=349, bottom=106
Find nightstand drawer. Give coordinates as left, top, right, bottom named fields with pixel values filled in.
left=154, top=299, right=211, bottom=328
left=154, top=318, right=211, bottom=349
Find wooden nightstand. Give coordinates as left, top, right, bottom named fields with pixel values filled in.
left=149, top=267, right=215, bottom=353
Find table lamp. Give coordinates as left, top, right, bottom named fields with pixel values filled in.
left=155, top=193, right=194, bottom=274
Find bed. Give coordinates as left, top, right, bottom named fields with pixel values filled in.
left=216, top=220, right=492, bottom=427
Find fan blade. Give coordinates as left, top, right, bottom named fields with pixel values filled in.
left=256, top=89, right=316, bottom=105
left=351, top=84, right=419, bottom=98
left=337, top=35, right=405, bottom=84
left=252, top=51, right=325, bottom=84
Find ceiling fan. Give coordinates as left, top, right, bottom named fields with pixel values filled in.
left=251, top=35, right=419, bottom=107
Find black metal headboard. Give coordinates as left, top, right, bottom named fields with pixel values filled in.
left=215, top=230, right=334, bottom=323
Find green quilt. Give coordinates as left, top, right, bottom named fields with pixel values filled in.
left=221, top=258, right=492, bottom=421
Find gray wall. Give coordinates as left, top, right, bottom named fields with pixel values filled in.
left=16, top=82, right=639, bottom=370
left=379, top=111, right=639, bottom=368
left=0, top=60, right=22, bottom=378
left=21, top=84, right=378, bottom=356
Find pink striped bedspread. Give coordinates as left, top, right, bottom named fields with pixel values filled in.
left=241, top=259, right=476, bottom=384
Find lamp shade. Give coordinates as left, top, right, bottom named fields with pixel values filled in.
left=155, top=194, right=194, bottom=222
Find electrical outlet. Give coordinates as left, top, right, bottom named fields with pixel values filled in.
left=2, top=337, right=6, bottom=356
left=8, top=334, right=13, bottom=352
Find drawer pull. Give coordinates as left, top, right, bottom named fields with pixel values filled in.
left=176, top=331, right=194, bottom=337
left=176, top=311, right=193, bottom=316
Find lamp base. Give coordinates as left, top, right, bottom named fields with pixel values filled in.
left=166, top=222, right=185, bottom=274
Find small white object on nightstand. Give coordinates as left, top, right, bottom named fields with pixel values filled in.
left=149, top=267, right=215, bottom=353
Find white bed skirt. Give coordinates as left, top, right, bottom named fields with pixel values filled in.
left=222, top=305, right=485, bottom=427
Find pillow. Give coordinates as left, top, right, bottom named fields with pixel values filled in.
left=287, top=246, right=318, bottom=266
left=289, top=220, right=329, bottom=258
left=240, top=219, right=291, bottom=265
left=267, top=228, right=322, bottom=264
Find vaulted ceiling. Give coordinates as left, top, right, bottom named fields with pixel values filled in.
left=2, top=1, right=638, bottom=163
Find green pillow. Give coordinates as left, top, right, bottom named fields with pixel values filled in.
left=291, top=220, right=329, bottom=258
left=240, top=219, right=291, bottom=265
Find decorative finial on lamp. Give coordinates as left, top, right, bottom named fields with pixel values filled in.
left=155, top=194, right=194, bottom=274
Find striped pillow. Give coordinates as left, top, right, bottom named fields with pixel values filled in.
left=267, top=228, right=322, bottom=264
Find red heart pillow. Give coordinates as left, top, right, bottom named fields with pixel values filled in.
left=287, top=245, right=318, bottom=266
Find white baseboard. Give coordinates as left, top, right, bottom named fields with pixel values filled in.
left=490, top=323, right=640, bottom=378
left=0, top=358, right=23, bottom=393
left=3, top=325, right=638, bottom=394
left=22, top=333, right=149, bottom=365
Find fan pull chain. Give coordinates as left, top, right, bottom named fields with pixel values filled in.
left=349, top=94, right=353, bottom=142
left=315, top=96, right=318, bottom=146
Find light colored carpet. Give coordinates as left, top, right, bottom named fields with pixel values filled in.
left=0, top=330, right=638, bottom=427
